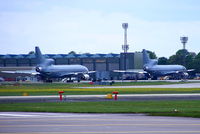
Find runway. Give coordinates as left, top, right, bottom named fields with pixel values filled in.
left=0, top=112, right=200, bottom=134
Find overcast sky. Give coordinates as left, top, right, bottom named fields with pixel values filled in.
left=0, top=0, right=200, bottom=57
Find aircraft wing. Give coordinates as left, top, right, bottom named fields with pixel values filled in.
left=113, top=69, right=147, bottom=74
left=160, top=70, right=183, bottom=76
left=1, top=70, right=39, bottom=75
left=162, top=69, right=195, bottom=76
left=88, top=71, right=96, bottom=73
left=54, top=71, right=87, bottom=77
left=187, top=69, right=195, bottom=72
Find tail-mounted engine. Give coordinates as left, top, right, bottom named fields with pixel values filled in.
left=43, top=59, right=55, bottom=66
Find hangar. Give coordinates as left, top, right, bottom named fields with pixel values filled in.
left=0, top=52, right=143, bottom=81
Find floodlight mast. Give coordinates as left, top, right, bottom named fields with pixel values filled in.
left=122, top=23, right=129, bottom=53
left=180, top=36, right=188, bottom=66
left=180, top=36, right=188, bottom=50
left=121, top=23, right=129, bottom=70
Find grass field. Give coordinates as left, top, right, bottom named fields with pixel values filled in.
left=1, top=81, right=200, bottom=96
left=0, top=100, right=200, bottom=118
left=1, top=88, right=200, bottom=96
left=0, top=81, right=193, bottom=89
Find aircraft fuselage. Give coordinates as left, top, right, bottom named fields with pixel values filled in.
left=39, top=65, right=89, bottom=78
left=146, top=65, right=186, bottom=76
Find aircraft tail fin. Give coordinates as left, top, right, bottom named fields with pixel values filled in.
left=35, top=46, right=45, bottom=65
left=142, top=49, right=150, bottom=65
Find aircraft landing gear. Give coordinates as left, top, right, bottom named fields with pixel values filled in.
left=62, top=77, right=74, bottom=83
left=67, top=79, right=74, bottom=83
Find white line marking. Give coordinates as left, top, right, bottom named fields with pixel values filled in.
left=0, top=113, right=38, bottom=117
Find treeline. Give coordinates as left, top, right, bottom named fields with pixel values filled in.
left=157, top=49, right=200, bottom=73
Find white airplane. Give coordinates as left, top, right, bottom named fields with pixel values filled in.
left=142, top=49, right=193, bottom=80
left=2, top=47, right=95, bottom=82
left=113, top=49, right=194, bottom=80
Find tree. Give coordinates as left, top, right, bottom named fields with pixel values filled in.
left=161, top=49, right=196, bottom=72
left=168, top=49, right=189, bottom=65
left=28, top=51, right=34, bottom=55
left=192, top=52, right=200, bottom=73
left=158, top=57, right=168, bottom=65
left=147, top=50, right=157, bottom=59
left=68, top=51, right=76, bottom=55
left=175, top=49, right=189, bottom=65
left=185, top=52, right=195, bottom=69
left=168, top=55, right=177, bottom=65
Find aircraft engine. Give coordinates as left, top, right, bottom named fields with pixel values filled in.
left=143, top=66, right=149, bottom=71
left=35, top=66, right=43, bottom=72
left=183, top=72, right=189, bottom=78
left=83, top=74, right=90, bottom=80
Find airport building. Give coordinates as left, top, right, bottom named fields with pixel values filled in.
left=0, top=52, right=143, bottom=81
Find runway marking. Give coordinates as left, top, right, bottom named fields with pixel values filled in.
left=0, top=113, right=38, bottom=117
left=0, top=113, right=101, bottom=118
left=1, top=117, right=197, bottom=123
left=0, top=113, right=194, bottom=122
left=0, top=118, right=163, bottom=122
left=1, top=131, right=200, bottom=134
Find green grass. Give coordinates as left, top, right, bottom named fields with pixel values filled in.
left=1, top=81, right=200, bottom=96
left=0, top=81, right=193, bottom=90
left=0, top=82, right=86, bottom=89
left=0, top=100, right=200, bottom=118
left=1, top=88, right=200, bottom=96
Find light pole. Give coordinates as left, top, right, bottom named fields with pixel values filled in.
left=180, top=36, right=188, bottom=66
left=180, top=36, right=188, bottom=50
left=122, top=23, right=129, bottom=70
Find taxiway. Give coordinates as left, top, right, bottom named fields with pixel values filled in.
left=0, top=112, right=200, bottom=134
left=1, top=93, right=200, bottom=103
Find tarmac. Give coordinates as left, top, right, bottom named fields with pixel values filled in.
left=0, top=112, right=200, bottom=134
left=1, top=93, right=200, bottom=103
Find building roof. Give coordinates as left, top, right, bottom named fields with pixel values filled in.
left=27, top=54, right=36, bottom=59
left=0, top=53, right=120, bottom=59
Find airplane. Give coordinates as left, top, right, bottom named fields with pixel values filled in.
left=2, top=46, right=94, bottom=82
left=142, top=49, right=191, bottom=80
left=113, top=49, right=192, bottom=80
